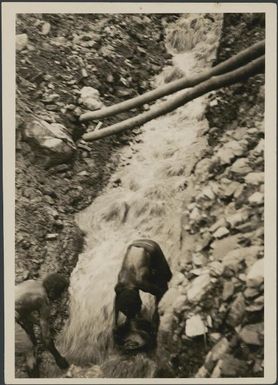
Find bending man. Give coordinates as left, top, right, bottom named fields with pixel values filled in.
left=113, top=239, right=172, bottom=329
left=15, top=273, right=70, bottom=375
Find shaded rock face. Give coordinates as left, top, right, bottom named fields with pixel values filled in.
left=23, top=119, right=76, bottom=166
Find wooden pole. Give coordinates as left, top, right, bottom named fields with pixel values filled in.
left=80, top=40, right=265, bottom=123
left=82, top=55, right=264, bottom=142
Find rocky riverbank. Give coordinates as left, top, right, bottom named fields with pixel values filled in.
left=157, top=13, right=265, bottom=378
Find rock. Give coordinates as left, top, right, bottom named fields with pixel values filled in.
left=46, top=233, right=58, bottom=240
left=210, top=360, right=222, bottom=378
left=79, top=87, right=103, bottom=110
left=16, top=34, right=28, bottom=51
left=208, top=261, right=224, bottom=277
left=209, top=333, right=222, bottom=344
left=226, top=210, right=249, bottom=228
left=239, top=323, right=264, bottom=345
left=170, top=272, right=185, bottom=287
left=194, top=366, right=209, bottom=378
left=226, top=293, right=245, bottom=327
left=41, top=22, right=51, bottom=35
left=252, top=139, right=264, bottom=156
left=173, top=294, right=187, bottom=313
left=205, top=337, right=230, bottom=367
left=192, top=253, right=207, bottom=266
left=210, top=235, right=241, bottom=260
left=222, top=246, right=262, bottom=271
left=244, top=287, right=261, bottom=299
left=196, top=186, right=215, bottom=202
left=253, top=359, right=264, bottom=374
left=187, top=273, right=211, bottom=302
left=248, top=192, right=264, bottom=206
left=222, top=281, right=234, bottom=301
left=213, top=227, right=229, bottom=239
left=23, top=119, right=76, bottom=165
left=218, top=179, right=241, bottom=198
left=185, top=314, right=208, bottom=337
left=209, top=218, right=228, bottom=233
left=230, top=158, right=252, bottom=175
left=195, top=233, right=213, bottom=251
left=247, top=258, right=264, bottom=287
left=246, top=295, right=264, bottom=312
left=215, top=140, right=245, bottom=165
left=245, top=172, right=264, bottom=185
left=219, top=354, right=246, bottom=377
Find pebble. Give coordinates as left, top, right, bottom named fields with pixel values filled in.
left=244, top=287, right=261, bottom=298
left=185, top=314, right=208, bottom=337
left=252, top=139, right=264, bottom=156
left=239, top=323, right=264, bottom=345
left=46, top=233, right=58, bottom=240
left=209, top=261, right=224, bottom=277
left=209, top=218, right=227, bottom=233
left=246, top=295, right=264, bottom=312
left=245, top=172, right=264, bottom=185
left=230, top=158, right=252, bottom=175
left=220, top=354, right=246, bottom=377
left=187, top=273, right=211, bottom=302
left=213, top=227, right=229, bottom=239
left=226, top=293, right=245, bottom=327
left=222, top=281, right=234, bottom=301
left=226, top=210, right=249, bottom=228
left=192, top=253, right=207, bottom=266
left=209, top=332, right=222, bottom=344
left=247, top=258, right=264, bottom=287
left=248, top=192, right=264, bottom=206
left=16, top=34, right=28, bottom=51
left=41, top=22, right=51, bottom=35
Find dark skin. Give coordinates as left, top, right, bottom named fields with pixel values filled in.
left=113, top=239, right=172, bottom=329
left=15, top=279, right=69, bottom=372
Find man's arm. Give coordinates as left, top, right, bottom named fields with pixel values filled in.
left=39, top=300, right=51, bottom=346
left=39, top=300, right=69, bottom=369
left=137, top=269, right=165, bottom=300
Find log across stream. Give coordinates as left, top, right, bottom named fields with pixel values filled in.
left=51, top=14, right=224, bottom=378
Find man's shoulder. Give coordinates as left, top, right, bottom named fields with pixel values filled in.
left=15, top=279, right=48, bottom=303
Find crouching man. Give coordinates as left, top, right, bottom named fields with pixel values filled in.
left=15, top=273, right=70, bottom=376
left=113, top=239, right=172, bottom=342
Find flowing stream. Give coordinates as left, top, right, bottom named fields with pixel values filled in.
left=59, top=13, right=223, bottom=378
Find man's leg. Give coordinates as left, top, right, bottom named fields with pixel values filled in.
left=46, top=339, right=69, bottom=369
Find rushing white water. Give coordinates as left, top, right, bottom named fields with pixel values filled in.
left=60, top=13, right=223, bottom=377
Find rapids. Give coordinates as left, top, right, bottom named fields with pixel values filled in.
left=59, top=13, right=223, bottom=378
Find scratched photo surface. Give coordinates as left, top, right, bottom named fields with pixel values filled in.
left=13, top=10, right=266, bottom=380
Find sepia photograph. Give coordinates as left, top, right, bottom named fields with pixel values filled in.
left=2, top=2, right=277, bottom=383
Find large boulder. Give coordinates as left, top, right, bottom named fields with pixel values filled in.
left=23, top=118, right=77, bottom=166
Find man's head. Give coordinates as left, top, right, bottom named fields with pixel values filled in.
left=116, top=287, right=142, bottom=319
left=43, top=273, right=69, bottom=300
